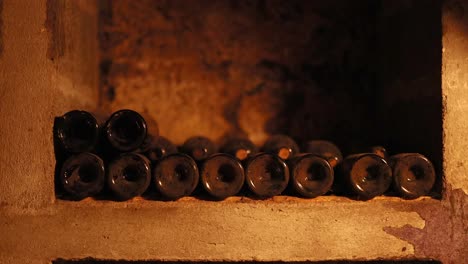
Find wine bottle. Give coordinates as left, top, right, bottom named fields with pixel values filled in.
left=153, top=153, right=199, bottom=200
left=144, top=136, right=178, bottom=163
left=107, top=153, right=151, bottom=201
left=54, top=110, right=100, bottom=153
left=305, top=140, right=343, bottom=168
left=338, top=153, right=392, bottom=200
left=288, top=154, right=334, bottom=198
left=389, top=153, right=435, bottom=199
left=134, top=114, right=160, bottom=154
left=181, top=136, right=217, bottom=161
left=262, top=135, right=299, bottom=160
left=200, top=153, right=245, bottom=200
left=104, top=109, right=148, bottom=152
left=59, top=152, right=105, bottom=200
left=244, top=153, right=290, bottom=198
left=220, top=137, right=258, bottom=161
left=369, top=146, right=389, bottom=160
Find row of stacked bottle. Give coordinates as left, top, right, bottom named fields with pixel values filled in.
left=54, top=109, right=436, bottom=201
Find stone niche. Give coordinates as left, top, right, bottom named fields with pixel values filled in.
left=0, top=0, right=466, bottom=264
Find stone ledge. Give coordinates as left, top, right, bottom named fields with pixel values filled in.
left=0, top=197, right=437, bottom=262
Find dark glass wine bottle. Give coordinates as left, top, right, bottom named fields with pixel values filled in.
left=338, top=153, right=392, bottom=200
left=153, top=153, right=199, bottom=200
left=104, top=109, right=148, bottom=152
left=262, top=135, right=299, bottom=160
left=134, top=114, right=160, bottom=154
left=107, top=153, right=151, bottom=201
left=369, top=146, right=389, bottom=160
left=288, top=154, right=334, bottom=198
left=305, top=140, right=343, bottom=168
left=200, top=153, right=245, bottom=200
left=181, top=136, right=217, bottom=161
left=54, top=110, right=100, bottom=153
left=144, top=136, right=178, bottom=163
left=389, top=153, right=435, bottom=199
left=220, top=137, right=258, bottom=161
left=59, top=152, right=105, bottom=200
left=244, top=153, right=290, bottom=198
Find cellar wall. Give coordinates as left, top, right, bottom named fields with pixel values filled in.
left=442, top=0, right=468, bottom=194
left=0, top=0, right=466, bottom=264
left=0, top=0, right=99, bottom=209
left=99, top=0, right=380, bottom=152
left=98, top=0, right=443, bottom=174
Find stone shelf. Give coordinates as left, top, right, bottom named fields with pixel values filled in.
left=1, top=196, right=441, bottom=263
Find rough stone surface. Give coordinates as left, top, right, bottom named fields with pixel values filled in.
left=0, top=0, right=99, bottom=209
left=99, top=0, right=381, bottom=151
left=442, top=0, right=468, bottom=194
left=384, top=187, right=467, bottom=264
left=0, top=0, right=466, bottom=263
left=1, top=197, right=429, bottom=262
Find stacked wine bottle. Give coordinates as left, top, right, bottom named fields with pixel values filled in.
left=54, top=110, right=436, bottom=201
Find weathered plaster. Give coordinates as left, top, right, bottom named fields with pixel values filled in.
left=46, top=0, right=100, bottom=105
left=0, top=0, right=98, bottom=209
left=0, top=0, right=465, bottom=263
left=0, top=197, right=428, bottom=262
left=384, top=187, right=467, bottom=264
left=98, top=0, right=385, bottom=153
left=442, top=0, right=468, bottom=194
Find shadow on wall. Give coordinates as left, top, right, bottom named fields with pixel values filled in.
left=98, top=0, right=443, bottom=196
left=98, top=0, right=382, bottom=147
left=376, top=0, right=442, bottom=197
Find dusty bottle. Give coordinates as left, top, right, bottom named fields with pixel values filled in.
left=305, top=140, right=343, bottom=168
left=107, top=153, right=151, bottom=201
left=200, top=153, right=245, bottom=200
left=220, top=137, right=258, bottom=161
left=389, top=153, right=435, bottom=199
left=59, top=152, right=105, bottom=200
left=180, top=136, right=217, bottom=161
left=244, top=153, right=290, bottom=198
left=338, top=153, right=392, bottom=200
left=144, top=136, right=178, bottom=163
left=104, top=109, right=148, bottom=152
left=133, top=114, right=161, bottom=154
left=262, top=135, right=299, bottom=160
left=54, top=110, right=100, bottom=153
left=288, top=154, right=334, bottom=198
left=369, top=146, right=389, bottom=160
left=153, top=153, right=199, bottom=200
